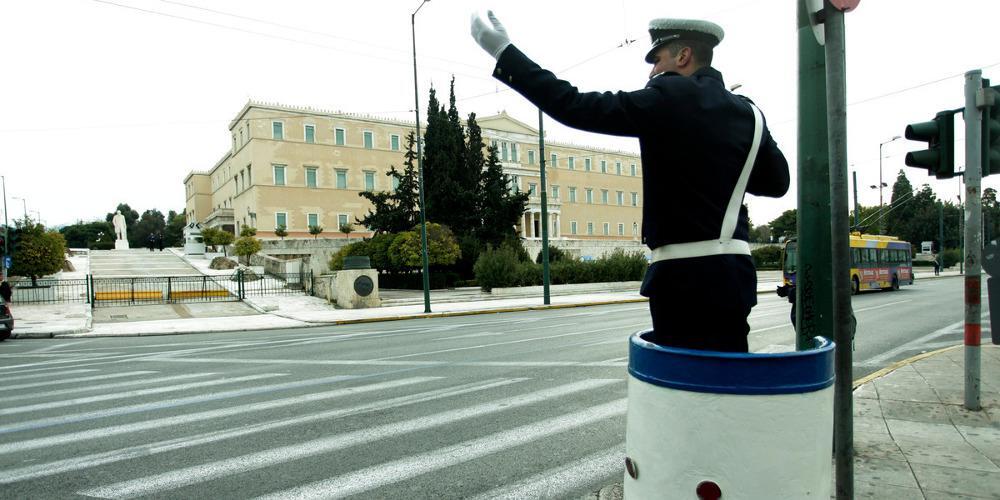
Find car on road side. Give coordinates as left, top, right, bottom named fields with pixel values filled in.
left=0, top=303, right=13, bottom=341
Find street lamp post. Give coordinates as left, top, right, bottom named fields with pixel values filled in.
left=1, top=176, right=7, bottom=280
left=412, top=0, right=432, bottom=313
left=878, top=135, right=902, bottom=234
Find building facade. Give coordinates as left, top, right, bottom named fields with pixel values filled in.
left=185, top=102, right=644, bottom=253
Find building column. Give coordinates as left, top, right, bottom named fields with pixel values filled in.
left=521, top=213, right=528, bottom=238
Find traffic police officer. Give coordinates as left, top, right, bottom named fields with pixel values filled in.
left=471, top=12, right=790, bottom=352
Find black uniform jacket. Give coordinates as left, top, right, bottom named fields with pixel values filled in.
left=494, top=45, right=790, bottom=305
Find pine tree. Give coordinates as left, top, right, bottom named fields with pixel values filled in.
left=478, top=143, right=528, bottom=248
left=357, top=133, right=420, bottom=234
left=422, top=79, right=478, bottom=236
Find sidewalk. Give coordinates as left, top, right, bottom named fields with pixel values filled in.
left=586, top=345, right=1000, bottom=500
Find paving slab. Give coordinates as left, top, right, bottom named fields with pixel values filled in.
left=911, top=462, right=1000, bottom=499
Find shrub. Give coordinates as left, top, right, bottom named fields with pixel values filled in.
left=274, top=225, right=288, bottom=240
left=473, top=245, right=523, bottom=292
left=329, top=240, right=371, bottom=271
left=942, top=248, right=961, bottom=268
left=210, top=256, right=238, bottom=270
left=751, top=245, right=782, bottom=269
left=233, top=236, right=261, bottom=265
left=535, top=245, right=569, bottom=264
left=240, top=226, right=257, bottom=237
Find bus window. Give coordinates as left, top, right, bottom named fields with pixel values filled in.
left=851, top=248, right=860, bottom=267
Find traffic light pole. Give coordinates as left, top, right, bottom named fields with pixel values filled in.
left=963, top=69, right=983, bottom=410
left=538, top=110, right=551, bottom=305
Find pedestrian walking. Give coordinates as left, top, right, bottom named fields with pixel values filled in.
left=471, top=13, right=790, bottom=352
left=156, top=233, right=164, bottom=251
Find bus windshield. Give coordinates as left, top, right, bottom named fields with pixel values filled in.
left=783, top=241, right=797, bottom=274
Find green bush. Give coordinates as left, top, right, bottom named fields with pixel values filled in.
left=751, top=245, right=782, bottom=269
left=535, top=245, right=570, bottom=264
left=240, top=226, right=257, bottom=237
left=233, top=236, right=261, bottom=265
left=942, top=248, right=961, bottom=268
left=473, top=245, right=523, bottom=291
left=329, top=240, right=371, bottom=271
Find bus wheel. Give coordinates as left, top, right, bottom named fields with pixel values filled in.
left=852, top=276, right=860, bottom=295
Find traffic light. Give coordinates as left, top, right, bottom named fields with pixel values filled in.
left=983, top=81, right=1000, bottom=176
left=905, top=109, right=958, bottom=179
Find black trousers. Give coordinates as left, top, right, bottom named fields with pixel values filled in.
left=646, top=294, right=751, bottom=353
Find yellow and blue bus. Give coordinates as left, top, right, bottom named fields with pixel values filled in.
left=779, top=233, right=913, bottom=295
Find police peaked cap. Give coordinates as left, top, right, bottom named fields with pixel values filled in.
left=645, top=18, right=724, bottom=63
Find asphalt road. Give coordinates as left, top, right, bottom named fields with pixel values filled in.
left=0, top=274, right=984, bottom=499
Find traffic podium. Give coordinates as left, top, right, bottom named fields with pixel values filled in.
left=624, top=331, right=835, bottom=499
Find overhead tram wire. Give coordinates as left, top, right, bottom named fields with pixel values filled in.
left=91, top=0, right=493, bottom=84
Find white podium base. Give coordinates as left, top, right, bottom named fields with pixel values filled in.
left=114, top=240, right=130, bottom=250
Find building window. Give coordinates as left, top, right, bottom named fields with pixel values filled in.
left=363, top=130, right=374, bottom=149
left=568, top=157, right=575, bottom=170
left=551, top=185, right=559, bottom=199
left=618, top=223, right=625, bottom=236
left=528, top=183, right=537, bottom=196
left=336, top=169, right=348, bottom=189
left=338, top=214, right=349, bottom=228
left=631, top=163, right=637, bottom=176
left=601, top=189, right=609, bottom=204
left=585, top=158, right=592, bottom=171
left=308, top=213, right=318, bottom=227
left=571, top=221, right=578, bottom=235
left=364, top=171, right=376, bottom=191
left=232, top=134, right=236, bottom=151
left=600, top=160, right=607, bottom=174
left=511, top=144, right=519, bottom=163
left=631, top=192, right=639, bottom=207
left=239, top=129, right=243, bottom=145
left=617, top=191, right=624, bottom=206
left=550, top=153, right=557, bottom=168
left=275, top=212, right=287, bottom=229
left=633, top=222, right=639, bottom=236
left=304, top=124, right=315, bottom=144
left=335, top=128, right=346, bottom=145
left=392, top=176, right=400, bottom=191
left=272, top=121, right=284, bottom=140
left=586, top=188, right=593, bottom=204
left=501, top=142, right=508, bottom=161
left=603, top=222, right=610, bottom=236
left=587, top=222, right=594, bottom=235
left=305, top=167, right=317, bottom=188
left=273, top=165, right=286, bottom=186
left=568, top=187, right=577, bottom=203
left=390, top=134, right=400, bottom=151
left=616, top=162, right=622, bottom=176
left=510, top=175, right=520, bottom=193
left=528, top=150, right=535, bottom=165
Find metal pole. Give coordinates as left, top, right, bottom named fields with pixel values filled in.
left=824, top=4, right=853, bottom=498
left=852, top=170, right=859, bottom=228
left=939, top=203, right=944, bottom=272
left=1, top=176, right=8, bottom=281
left=959, top=184, right=964, bottom=273
left=538, top=110, right=551, bottom=304
left=412, top=0, right=432, bottom=313
left=879, top=142, right=884, bottom=234
left=964, top=69, right=983, bottom=410
left=795, top=0, right=833, bottom=349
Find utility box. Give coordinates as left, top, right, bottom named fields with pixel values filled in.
left=333, top=256, right=380, bottom=309
left=183, top=223, right=206, bottom=256
left=624, top=331, right=835, bottom=499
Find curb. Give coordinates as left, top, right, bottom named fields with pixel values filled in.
left=851, top=343, right=963, bottom=389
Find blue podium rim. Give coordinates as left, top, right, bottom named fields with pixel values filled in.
left=628, top=330, right=836, bottom=395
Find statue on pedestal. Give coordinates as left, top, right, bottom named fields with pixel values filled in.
left=112, top=210, right=130, bottom=250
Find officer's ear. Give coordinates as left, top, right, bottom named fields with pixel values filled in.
left=676, top=46, right=694, bottom=68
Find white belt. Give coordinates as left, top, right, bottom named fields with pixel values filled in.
left=651, top=239, right=751, bottom=262
left=650, top=101, right=763, bottom=264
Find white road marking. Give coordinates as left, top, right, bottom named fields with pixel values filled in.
left=0, top=376, right=441, bottom=455
left=78, top=379, right=619, bottom=499
left=0, top=368, right=98, bottom=380
left=0, top=379, right=521, bottom=484
left=1, top=371, right=200, bottom=401
left=466, top=446, right=623, bottom=500
left=253, top=400, right=627, bottom=500
left=141, top=357, right=627, bottom=368
left=854, top=299, right=912, bottom=313
left=858, top=318, right=966, bottom=367
left=0, top=373, right=278, bottom=416
left=0, top=373, right=364, bottom=435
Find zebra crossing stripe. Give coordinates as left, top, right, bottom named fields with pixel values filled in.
left=0, top=373, right=279, bottom=416
left=0, top=376, right=440, bottom=455
left=466, top=446, right=623, bottom=500
left=1, top=378, right=523, bottom=485
left=77, top=379, right=619, bottom=499
left=0, top=369, right=98, bottom=381
left=253, top=400, right=627, bottom=500
left=0, top=373, right=366, bottom=435
left=3, top=371, right=159, bottom=391
left=0, top=372, right=217, bottom=404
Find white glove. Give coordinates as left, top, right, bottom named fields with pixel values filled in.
left=470, top=10, right=511, bottom=60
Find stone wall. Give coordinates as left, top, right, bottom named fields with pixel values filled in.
left=256, top=238, right=355, bottom=276
left=522, top=238, right=649, bottom=262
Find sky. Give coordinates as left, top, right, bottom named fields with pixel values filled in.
left=2, top=0, right=998, bottom=230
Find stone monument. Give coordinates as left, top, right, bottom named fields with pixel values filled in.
left=112, top=210, right=130, bottom=250
left=332, top=256, right=380, bottom=308
left=183, top=222, right=206, bottom=256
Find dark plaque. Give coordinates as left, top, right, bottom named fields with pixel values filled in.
left=353, top=275, right=374, bottom=297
